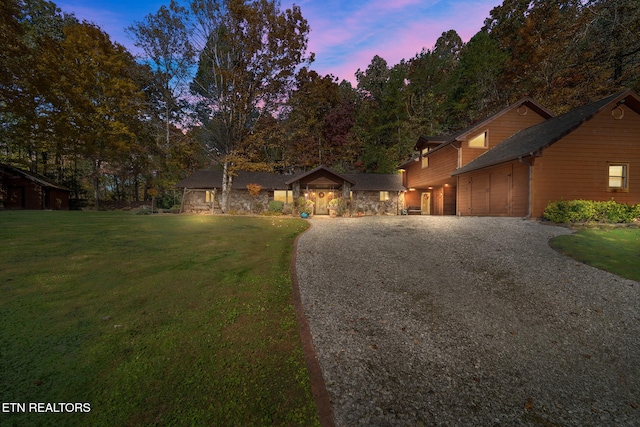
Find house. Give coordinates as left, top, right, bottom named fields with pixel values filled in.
left=175, top=165, right=405, bottom=215
left=400, top=98, right=554, bottom=215
left=452, top=89, right=640, bottom=218
left=0, top=164, right=70, bottom=210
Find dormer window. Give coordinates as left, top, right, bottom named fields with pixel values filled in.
left=421, top=148, right=429, bottom=168
left=468, top=131, right=488, bottom=148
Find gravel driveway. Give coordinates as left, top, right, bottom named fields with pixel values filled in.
left=295, top=216, right=640, bottom=426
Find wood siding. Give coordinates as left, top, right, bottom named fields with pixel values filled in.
left=460, top=108, right=548, bottom=167
left=531, top=104, right=640, bottom=217
left=456, top=161, right=529, bottom=217
left=406, top=146, right=458, bottom=189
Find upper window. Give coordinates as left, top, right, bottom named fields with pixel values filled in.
left=608, top=163, right=629, bottom=191
left=421, top=148, right=429, bottom=169
left=468, top=131, right=488, bottom=148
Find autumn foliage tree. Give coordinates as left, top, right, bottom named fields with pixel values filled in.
left=189, top=0, right=312, bottom=212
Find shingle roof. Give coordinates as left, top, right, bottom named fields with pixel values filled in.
left=452, top=90, right=636, bottom=176
left=345, top=173, right=405, bottom=191
left=414, top=97, right=554, bottom=154
left=285, top=165, right=355, bottom=185
left=0, top=164, right=70, bottom=191
left=175, top=167, right=405, bottom=191
left=175, top=170, right=289, bottom=190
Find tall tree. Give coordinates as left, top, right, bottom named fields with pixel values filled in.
left=283, top=68, right=341, bottom=169
left=53, top=23, right=146, bottom=207
left=189, top=0, right=312, bottom=212
left=575, top=0, right=640, bottom=94
left=354, top=55, right=409, bottom=172
left=127, top=0, right=195, bottom=151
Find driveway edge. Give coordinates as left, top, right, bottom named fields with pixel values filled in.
left=290, top=221, right=335, bottom=427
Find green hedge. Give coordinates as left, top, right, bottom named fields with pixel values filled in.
left=543, top=199, right=640, bottom=223
left=268, top=200, right=284, bottom=213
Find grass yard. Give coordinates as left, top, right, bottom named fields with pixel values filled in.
left=549, top=227, right=640, bottom=282
left=0, top=211, right=318, bottom=426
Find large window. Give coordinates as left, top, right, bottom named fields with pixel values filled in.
left=468, top=131, right=488, bottom=148
left=608, top=163, right=629, bottom=191
left=205, top=190, right=215, bottom=203
left=274, top=190, right=293, bottom=203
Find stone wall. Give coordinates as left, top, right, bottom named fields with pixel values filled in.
left=181, top=189, right=270, bottom=213
left=181, top=188, right=405, bottom=215
left=350, top=191, right=403, bottom=215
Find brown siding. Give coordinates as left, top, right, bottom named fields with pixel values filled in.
left=406, top=146, right=458, bottom=188
left=531, top=105, right=640, bottom=217
left=456, top=161, right=530, bottom=217
left=443, top=186, right=456, bottom=215
left=511, top=161, right=530, bottom=217
left=460, top=108, right=548, bottom=167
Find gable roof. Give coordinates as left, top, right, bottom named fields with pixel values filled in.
left=285, top=165, right=355, bottom=186
left=0, top=163, right=70, bottom=191
left=452, top=89, right=640, bottom=176
left=414, top=97, right=554, bottom=154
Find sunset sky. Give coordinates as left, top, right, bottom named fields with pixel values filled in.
left=56, top=0, right=500, bottom=84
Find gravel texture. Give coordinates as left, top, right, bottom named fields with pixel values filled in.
left=295, top=216, right=640, bottom=426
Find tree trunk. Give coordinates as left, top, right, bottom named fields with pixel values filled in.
left=93, top=159, right=101, bottom=209
left=221, top=161, right=232, bottom=213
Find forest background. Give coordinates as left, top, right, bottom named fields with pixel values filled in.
left=1, top=0, right=639, bottom=209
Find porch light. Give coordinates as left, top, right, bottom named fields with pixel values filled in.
left=409, top=188, right=416, bottom=191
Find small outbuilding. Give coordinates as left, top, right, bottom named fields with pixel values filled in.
left=0, top=164, right=70, bottom=210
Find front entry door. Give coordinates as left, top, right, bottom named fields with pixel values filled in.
left=421, top=192, right=431, bottom=215
left=316, top=190, right=329, bottom=215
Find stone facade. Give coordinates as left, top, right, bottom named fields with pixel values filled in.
left=350, top=191, right=404, bottom=215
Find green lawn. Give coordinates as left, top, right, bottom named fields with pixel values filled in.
left=0, top=211, right=319, bottom=426
left=549, top=227, right=640, bottom=282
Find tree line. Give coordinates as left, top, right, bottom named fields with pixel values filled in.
left=1, top=0, right=638, bottom=210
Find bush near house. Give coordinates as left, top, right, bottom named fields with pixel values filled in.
left=269, top=200, right=284, bottom=213
left=543, top=200, right=640, bottom=224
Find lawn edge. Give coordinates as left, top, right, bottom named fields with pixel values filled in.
left=290, top=220, right=335, bottom=427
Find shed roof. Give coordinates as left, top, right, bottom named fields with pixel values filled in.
left=0, top=163, right=70, bottom=191
left=452, top=90, right=640, bottom=176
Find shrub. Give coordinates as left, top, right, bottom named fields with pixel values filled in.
left=543, top=199, right=640, bottom=223
left=269, top=200, right=284, bottom=213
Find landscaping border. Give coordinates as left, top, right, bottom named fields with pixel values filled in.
left=290, top=220, right=335, bottom=427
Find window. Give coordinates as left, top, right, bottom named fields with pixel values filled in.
left=273, top=190, right=293, bottom=203
left=205, top=190, right=215, bottom=203
left=421, top=148, right=429, bottom=169
left=608, top=163, right=628, bottom=191
left=380, top=191, right=390, bottom=201
left=468, top=131, right=487, bottom=148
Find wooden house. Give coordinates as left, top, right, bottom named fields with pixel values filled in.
left=175, top=166, right=405, bottom=215
left=0, top=164, right=70, bottom=210
left=453, top=89, right=640, bottom=218
left=400, top=98, right=553, bottom=215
